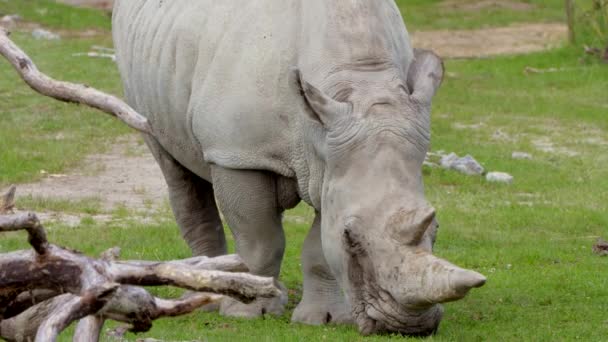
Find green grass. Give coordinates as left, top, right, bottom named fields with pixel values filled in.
left=0, top=32, right=130, bottom=185
left=396, top=0, right=566, bottom=30
left=16, top=195, right=103, bottom=215
left=0, top=0, right=111, bottom=30
left=1, top=1, right=608, bottom=341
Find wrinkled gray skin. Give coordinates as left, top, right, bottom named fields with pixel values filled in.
left=112, top=0, right=486, bottom=336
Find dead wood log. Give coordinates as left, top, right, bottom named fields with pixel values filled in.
left=0, top=27, right=151, bottom=134
left=74, top=315, right=105, bottom=342
left=0, top=189, right=280, bottom=342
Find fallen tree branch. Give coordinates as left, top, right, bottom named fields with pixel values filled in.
left=0, top=188, right=280, bottom=342
left=0, top=27, right=151, bottom=134
left=74, top=315, right=105, bottom=342
left=35, top=285, right=119, bottom=342
left=0, top=212, right=48, bottom=254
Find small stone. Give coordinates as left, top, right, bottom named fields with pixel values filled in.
left=440, top=153, right=485, bottom=176
left=486, top=172, right=514, bottom=184
left=512, top=151, right=532, bottom=160
left=440, top=152, right=459, bottom=168
left=32, top=28, right=61, bottom=40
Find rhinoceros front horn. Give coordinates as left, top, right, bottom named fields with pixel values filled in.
left=413, top=253, right=486, bottom=305
left=397, top=252, right=486, bottom=307
left=450, top=267, right=487, bottom=296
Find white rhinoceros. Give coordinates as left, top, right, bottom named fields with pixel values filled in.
left=112, top=0, right=485, bottom=335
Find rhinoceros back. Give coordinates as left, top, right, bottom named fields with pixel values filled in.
left=113, top=0, right=300, bottom=179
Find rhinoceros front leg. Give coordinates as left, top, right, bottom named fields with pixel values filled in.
left=211, top=166, right=288, bottom=318
left=292, top=213, right=353, bottom=325
left=144, top=135, right=227, bottom=257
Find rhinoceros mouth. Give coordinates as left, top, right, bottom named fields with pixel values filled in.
left=350, top=281, right=444, bottom=336
left=343, top=229, right=443, bottom=336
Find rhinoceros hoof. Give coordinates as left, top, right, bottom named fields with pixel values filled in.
left=220, top=287, right=288, bottom=318
left=291, top=300, right=353, bottom=326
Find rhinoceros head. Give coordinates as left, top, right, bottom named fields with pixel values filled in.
left=296, top=50, right=485, bottom=336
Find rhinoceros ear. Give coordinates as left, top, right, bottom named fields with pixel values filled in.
left=406, top=49, right=444, bottom=105
left=292, top=69, right=352, bottom=127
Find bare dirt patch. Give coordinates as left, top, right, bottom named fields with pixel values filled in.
left=411, top=23, right=568, bottom=59
left=57, top=0, right=113, bottom=10
left=9, top=135, right=167, bottom=212
left=440, top=0, right=535, bottom=12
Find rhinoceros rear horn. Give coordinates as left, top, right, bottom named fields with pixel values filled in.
left=406, top=49, right=444, bottom=105
left=291, top=69, right=352, bottom=127
left=387, top=206, right=436, bottom=246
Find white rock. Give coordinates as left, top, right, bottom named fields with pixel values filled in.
left=512, top=151, right=532, bottom=160
left=32, top=29, right=61, bottom=40
left=439, top=152, right=459, bottom=168
left=486, top=172, right=514, bottom=184
left=440, top=153, right=485, bottom=176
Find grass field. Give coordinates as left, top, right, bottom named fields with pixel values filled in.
left=0, top=31, right=127, bottom=184
left=397, top=0, right=566, bottom=30
left=1, top=1, right=607, bottom=341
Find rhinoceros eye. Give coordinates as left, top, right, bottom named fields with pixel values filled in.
left=344, top=215, right=363, bottom=230
left=398, top=84, right=411, bottom=95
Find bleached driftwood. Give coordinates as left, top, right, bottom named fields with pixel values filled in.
left=0, top=27, right=150, bottom=133
left=0, top=188, right=279, bottom=342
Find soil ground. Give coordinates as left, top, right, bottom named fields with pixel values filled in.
left=16, top=135, right=166, bottom=212
left=57, top=0, right=113, bottom=10
left=411, top=23, right=567, bottom=59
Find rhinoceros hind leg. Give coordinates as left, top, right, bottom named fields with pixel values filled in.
left=211, top=166, right=287, bottom=317
left=292, top=213, right=353, bottom=325
left=144, top=135, right=226, bottom=257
